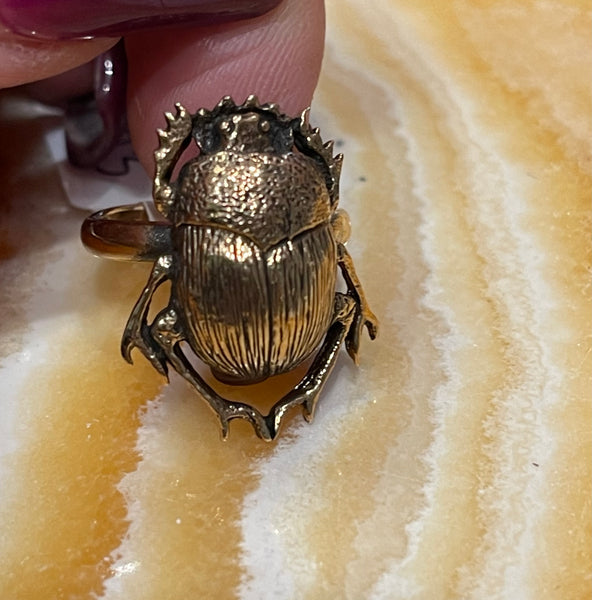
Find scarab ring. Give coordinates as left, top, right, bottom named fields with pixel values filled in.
left=81, top=95, right=378, bottom=441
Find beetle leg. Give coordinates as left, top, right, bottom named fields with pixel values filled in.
left=266, top=293, right=357, bottom=439
left=149, top=306, right=273, bottom=441
left=121, top=255, right=172, bottom=376
left=337, top=243, right=379, bottom=363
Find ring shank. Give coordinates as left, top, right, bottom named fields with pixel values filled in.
left=81, top=203, right=172, bottom=261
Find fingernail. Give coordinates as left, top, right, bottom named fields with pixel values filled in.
left=0, top=0, right=282, bottom=40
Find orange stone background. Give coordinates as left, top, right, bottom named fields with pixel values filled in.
left=0, top=2, right=590, bottom=598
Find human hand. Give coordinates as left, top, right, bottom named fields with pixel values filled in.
left=0, top=0, right=325, bottom=172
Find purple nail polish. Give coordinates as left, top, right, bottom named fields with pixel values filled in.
left=0, top=0, right=282, bottom=40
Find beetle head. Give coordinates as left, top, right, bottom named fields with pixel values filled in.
left=216, top=112, right=277, bottom=153
left=191, top=97, right=296, bottom=156
left=187, top=97, right=342, bottom=206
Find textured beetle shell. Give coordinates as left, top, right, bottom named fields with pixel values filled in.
left=172, top=150, right=337, bottom=383
left=175, top=151, right=332, bottom=246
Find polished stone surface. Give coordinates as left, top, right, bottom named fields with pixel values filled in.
left=0, top=2, right=590, bottom=598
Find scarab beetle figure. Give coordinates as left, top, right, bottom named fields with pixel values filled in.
left=82, top=96, right=378, bottom=440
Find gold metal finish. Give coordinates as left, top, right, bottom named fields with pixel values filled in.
left=81, top=95, right=378, bottom=440
left=81, top=203, right=171, bottom=261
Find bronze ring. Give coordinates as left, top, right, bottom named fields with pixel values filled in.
left=81, top=203, right=172, bottom=261
left=80, top=96, right=378, bottom=441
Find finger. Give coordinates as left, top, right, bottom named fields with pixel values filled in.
left=125, top=0, right=325, bottom=172
left=0, top=28, right=116, bottom=89
left=0, top=0, right=282, bottom=89
left=0, top=0, right=283, bottom=40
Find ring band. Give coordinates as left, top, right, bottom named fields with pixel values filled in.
left=81, top=203, right=172, bottom=261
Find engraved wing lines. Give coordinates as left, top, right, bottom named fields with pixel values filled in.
left=175, top=224, right=336, bottom=383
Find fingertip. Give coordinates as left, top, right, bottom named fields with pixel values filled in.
left=125, top=0, right=325, bottom=172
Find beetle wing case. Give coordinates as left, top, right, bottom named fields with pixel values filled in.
left=174, top=222, right=337, bottom=384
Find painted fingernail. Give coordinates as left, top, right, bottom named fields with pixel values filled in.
left=0, top=0, right=282, bottom=40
